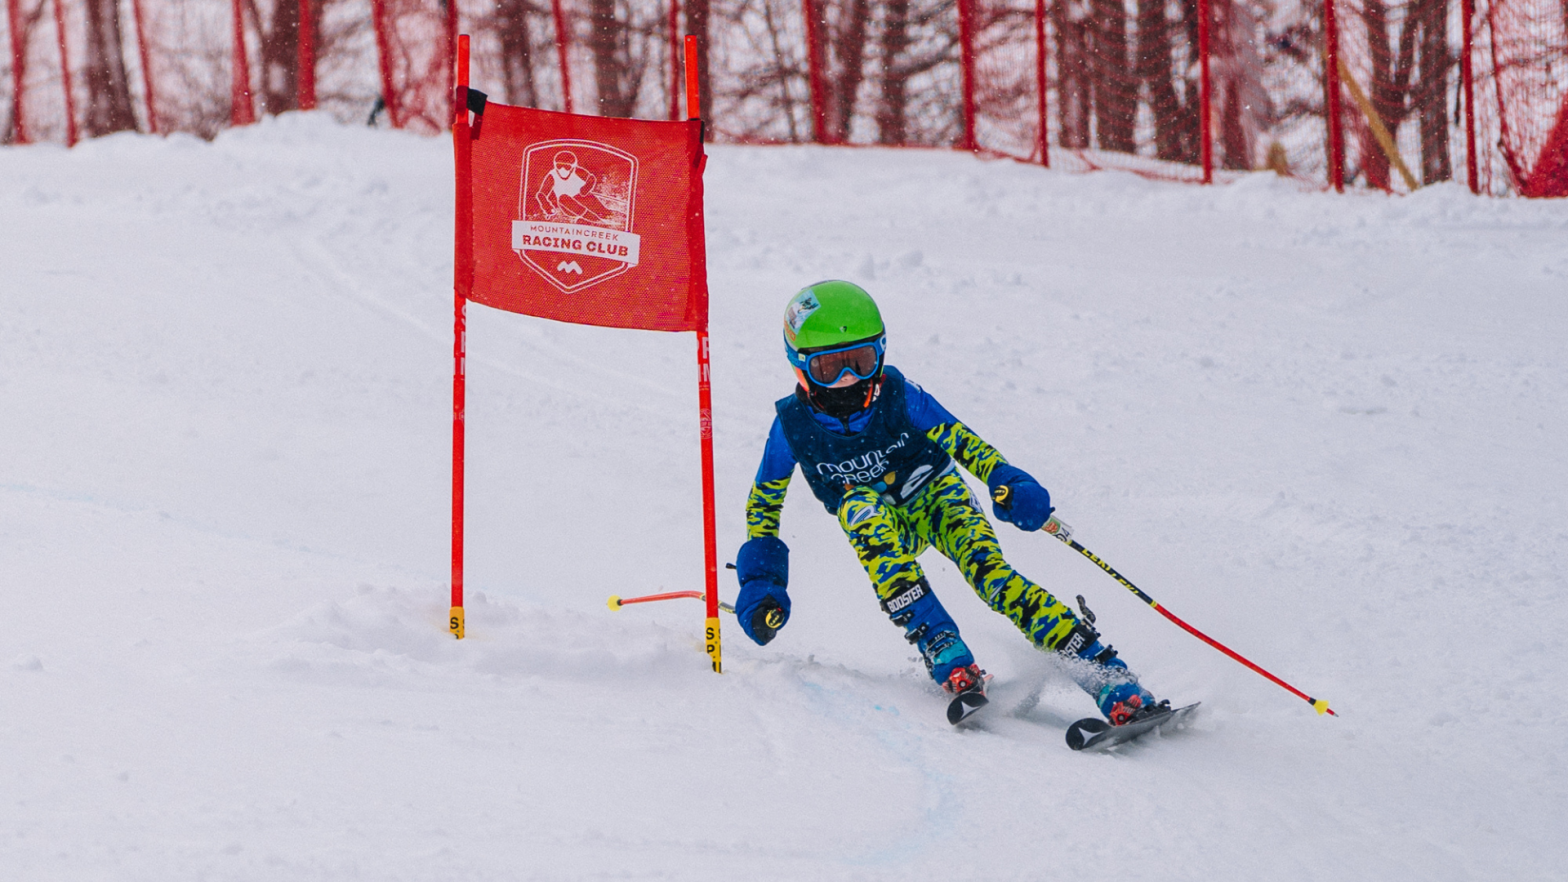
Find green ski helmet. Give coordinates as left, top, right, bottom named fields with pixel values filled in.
left=783, top=281, right=886, bottom=385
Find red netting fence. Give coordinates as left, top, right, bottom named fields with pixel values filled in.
left=5, top=0, right=1566, bottom=195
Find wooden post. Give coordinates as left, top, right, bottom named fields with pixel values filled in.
left=1336, top=55, right=1419, bottom=191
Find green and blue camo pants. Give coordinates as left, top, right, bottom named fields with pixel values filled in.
left=836, top=470, right=1079, bottom=653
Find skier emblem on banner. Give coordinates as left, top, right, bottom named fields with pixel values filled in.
left=512, top=139, right=641, bottom=293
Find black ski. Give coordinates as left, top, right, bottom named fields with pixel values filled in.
left=947, top=690, right=989, bottom=726
left=1065, top=701, right=1200, bottom=751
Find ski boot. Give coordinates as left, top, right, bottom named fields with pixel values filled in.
left=1058, top=599, right=1163, bottom=726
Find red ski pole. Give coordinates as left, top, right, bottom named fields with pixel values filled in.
left=997, top=489, right=1336, bottom=716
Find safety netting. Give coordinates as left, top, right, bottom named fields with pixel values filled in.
left=6, top=0, right=1568, bottom=195
left=1484, top=0, right=1568, bottom=195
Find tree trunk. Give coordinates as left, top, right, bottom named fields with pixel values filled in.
left=875, top=0, right=910, bottom=144
left=82, top=0, right=137, bottom=135
left=827, top=0, right=870, bottom=142
left=255, top=0, right=301, bottom=113
left=1055, top=1, right=1090, bottom=149
left=1221, top=79, right=1250, bottom=168
left=1416, top=0, right=1451, bottom=182
left=588, top=0, right=633, bottom=117
left=1091, top=0, right=1135, bottom=152
left=496, top=0, right=539, bottom=108
left=1136, top=0, right=1195, bottom=162
left=1360, top=0, right=1392, bottom=189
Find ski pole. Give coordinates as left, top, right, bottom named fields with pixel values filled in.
left=607, top=590, right=736, bottom=615
left=995, top=489, right=1335, bottom=716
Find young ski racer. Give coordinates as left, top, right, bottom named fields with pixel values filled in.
left=733, top=281, right=1167, bottom=726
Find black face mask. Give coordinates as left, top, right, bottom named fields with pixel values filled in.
left=800, top=374, right=879, bottom=419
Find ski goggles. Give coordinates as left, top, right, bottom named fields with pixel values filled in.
left=787, top=336, right=886, bottom=386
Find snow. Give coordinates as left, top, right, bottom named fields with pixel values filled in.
left=3, top=113, right=1567, bottom=880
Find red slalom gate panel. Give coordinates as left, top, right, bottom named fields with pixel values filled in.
left=463, top=103, right=707, bottom=331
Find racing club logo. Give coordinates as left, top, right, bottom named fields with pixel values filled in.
left=512, top=139, right=641, bottom=293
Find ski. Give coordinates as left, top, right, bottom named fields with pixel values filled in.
left=1065, top=701, right=1200, bottom=751
left=947, top=690, right=989, bottom=726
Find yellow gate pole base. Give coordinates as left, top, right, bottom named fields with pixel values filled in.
left=705, top=616, right=722, bottom=673
left=449, top=606, right=465, bottom=639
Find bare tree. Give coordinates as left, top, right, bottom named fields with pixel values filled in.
left=1135, top=0, right=1199, bottom=162
left=1091, top=0, right=1135, bottom=152
left=82, top=0, right=138, bottom=135
left=1055, top=0, right=1092, bottom=148
left=1414, top=0, right=1451, bottom=183
left=875, top=0, right=911, bottom=143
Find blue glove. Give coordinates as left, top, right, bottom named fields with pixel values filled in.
left=987, top=464, right=1054, bottom=532
left=735, top=536, right=791, bottom=645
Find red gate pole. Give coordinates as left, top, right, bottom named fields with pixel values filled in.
left=1197, top=0, right=1212, bottom=182
left=1033, top=0, right=1048, bottom=166
left=450, top=33, right=472, bottom=640
left=51, top=0, right=77, bottom=145
left=230, top=0, right=255, bottom=125
left=130, top=0, right=157, bottom=133
left=370, top=0, right=401, bottom=127
left=685, top=34, right=721, bottom=673
left=1460, top=0, right=1478, bottom=193
left=667, top=0, right=681, bottom=120
left=551, top=0, right=573, bottom=113
left=1322, top=0, right=1345, bottom=191
left=957, top=0, right=977, bottom=152
left=296, top=0, right=315, bottom=110
left=801, top=0, right=827, bottom=142
left=6, top=0, right=28, bottom=143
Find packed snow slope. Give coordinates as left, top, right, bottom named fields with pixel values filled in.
left=3, top=115, right=1566, bottom=881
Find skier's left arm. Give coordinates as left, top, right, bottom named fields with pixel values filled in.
left=906, top=380, right=1055, bottom=531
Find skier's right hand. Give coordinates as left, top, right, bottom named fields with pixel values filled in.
left=987, top=464, right=1054, bottom=531
left=739, top=588, right=789, bottom=645
left=735, top=536, right=791, bottom=646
